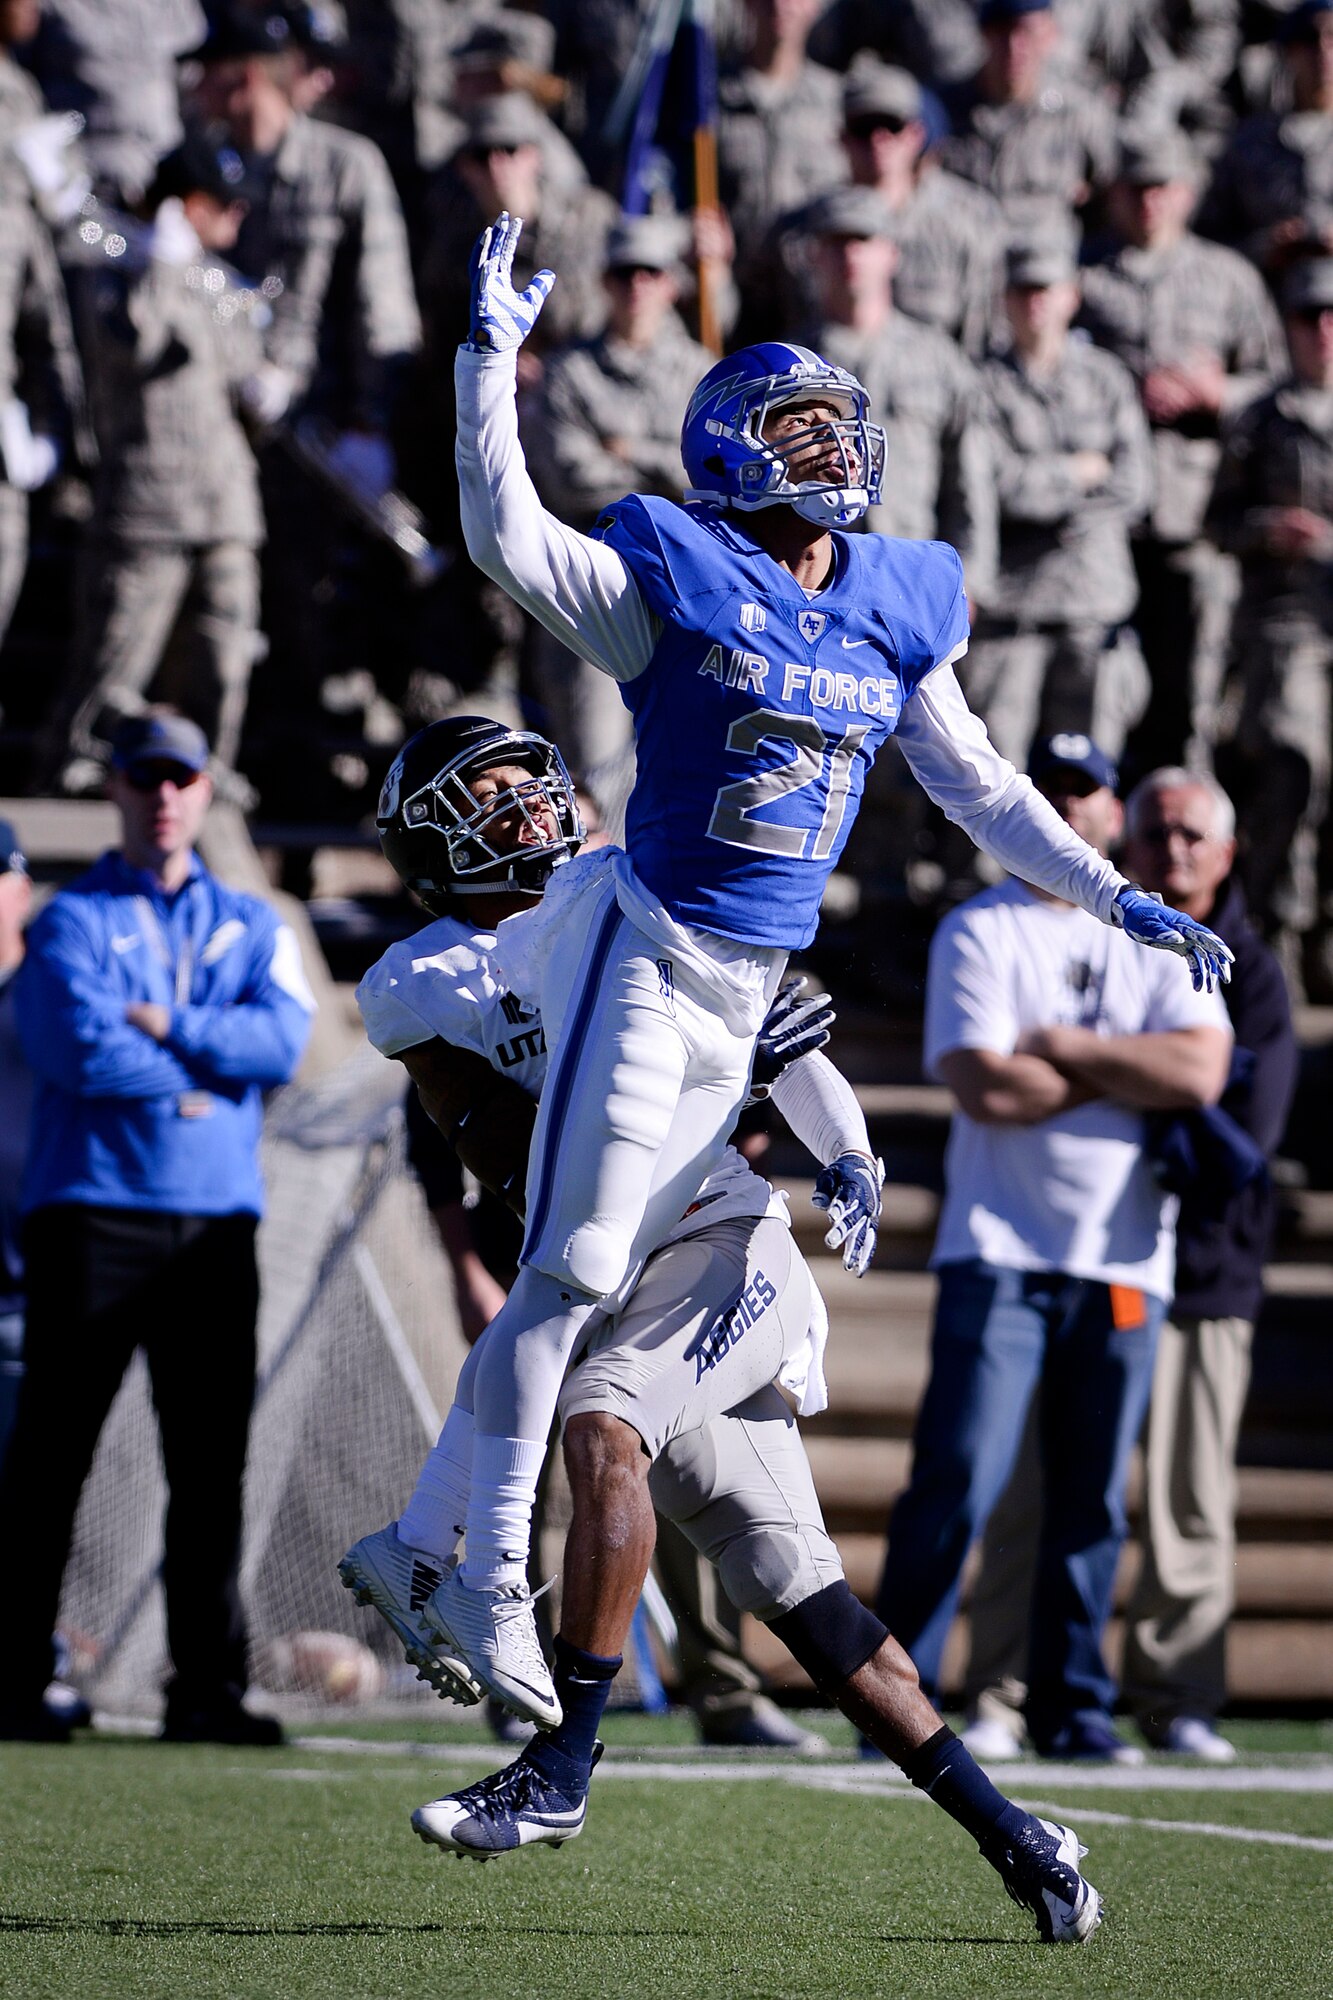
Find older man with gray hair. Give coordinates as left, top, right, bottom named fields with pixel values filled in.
left=1119, top=765, right=1298, bottom=1758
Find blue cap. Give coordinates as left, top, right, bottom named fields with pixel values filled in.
left=980, top=0, right=1052, bottom=23
left=0, top=818, right=27, bottom=875
left=1028, top=732, right=1118, bottom=793
left=110, top=713, right=210, bottom=775
left=1279, top=0, right=1333, bottom=43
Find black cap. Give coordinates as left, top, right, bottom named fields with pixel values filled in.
left=1283, top=256, right=1333, bottom=312
left=1029, top=732, right=1118, bottom=793
left=184, top=5, right=299, bottom=63
left=146, top=129, right=255, bottom=209
left=0, top=818, right=27, bottom=876
left=111, top=713, right=211, bottom=776
left=980, top=0, right=1052, bottom=23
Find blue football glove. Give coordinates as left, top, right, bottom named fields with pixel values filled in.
left=811, top=1151, right=885, bottom=1278
left=465, top=211, right=555, bottom=354
left=746, top=974, right=835, bottom=1102
left=1111, top=887, right=1234, bottom=994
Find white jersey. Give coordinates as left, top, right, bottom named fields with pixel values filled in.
left=924, top=878, right=1232, bottom=1299
left=356, top=910, right=867, bottom=1253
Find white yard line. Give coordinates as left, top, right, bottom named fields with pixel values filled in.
left=254, top=1736, right=1333, bottom=1852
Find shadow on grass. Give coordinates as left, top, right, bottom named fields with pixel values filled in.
left=2, top=1913, right=1035, bottom=1949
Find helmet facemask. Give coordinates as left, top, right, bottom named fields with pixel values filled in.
left=392, top=733, right=584, bottom=906
left=682, top=356, right=888, bottom=527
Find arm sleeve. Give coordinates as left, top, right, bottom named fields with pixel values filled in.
left=165, top=918, right=315, bottom=1087
left=455, top=345, right=660, bottom=682
left=895, top=662, right=1129, bottom=922
left=15, top=906, right=201, bottom=1098
left=769, top=1049, right=872, bottom=1166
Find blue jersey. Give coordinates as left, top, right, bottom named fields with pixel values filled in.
left=595, top=495, right=969, bottom=949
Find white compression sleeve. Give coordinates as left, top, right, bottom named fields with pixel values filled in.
left=894, top=662, right=1129, bottom=924
left=770, top=1049, right=873, bottom=1166
left=455, top=345, right=660, bottom=682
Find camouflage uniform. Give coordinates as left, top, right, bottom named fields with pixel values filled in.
left=807, top=316, right=998, bottom=602
left=235, top=112, right=421, bottom=432
left=1204, top=377, right=1333, bottom=939
left=937, top=73, right=1119, bottom=232
left=232, top=110, right=420, bottom=793
left=1079, top=228, right=1285, bottom=765
left=967, top=335, right=1153, bottom=765
left=526, top=305, right=712, bottom=825
left=1197, top=111, right=1333, bottom=268
left=715, top=57, right=847, bottom=343
left=0, top=78, right=86, bottom=668
left=61, top=255, right=264, bottom=780
left=882, top=167, right=1006, bottom=361
left=26, top=0, right=206, bottom=201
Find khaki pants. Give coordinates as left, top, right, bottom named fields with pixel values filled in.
left=1122, top=1313, right=1254, bottom=1734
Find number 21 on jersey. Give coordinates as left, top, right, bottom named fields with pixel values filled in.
left=707, top=709, right=870, bottom=861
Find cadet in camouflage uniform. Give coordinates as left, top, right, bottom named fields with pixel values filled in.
left=188, top=5, right=420, bottom=803
left=840, top=59, right=1004, bottom=360
left=937, top=0, right=1118, bottom=235
left=56, top=137, right=264, bottom=795
left=1079, top=128, right=1285, bottom=771
left=1197, top=0, right=1333, bottom=272
left=808, top=0, right=983, bottom=89
left=0, top=2, right=85, bottom=671
left=716, top=0, right=846, bottom=345
left=1204, top=258, right=1333, bottom=992
left=796, top=185, right=997, bottom=600
left=25, top=0, right=205, bottom=202
left=525, top=215, right=713, bottom=826
left=966, top=230, right=1153, bottom=768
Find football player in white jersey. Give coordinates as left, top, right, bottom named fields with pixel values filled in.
left=429, top=210, right=1232, bottom=1750
left=344, top=716, right=1102, bottom=1944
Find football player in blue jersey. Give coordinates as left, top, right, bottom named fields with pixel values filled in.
left=420, top=209, right=1233, bottom=1742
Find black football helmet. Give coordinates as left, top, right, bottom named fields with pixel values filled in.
left=376, top=715, right=584, bottom=914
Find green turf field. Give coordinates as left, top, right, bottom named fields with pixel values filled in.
left=2, top=1714, right=1329, bottom=2000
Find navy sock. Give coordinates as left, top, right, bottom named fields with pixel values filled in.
left=902, top=1725, right=1031, bottom=1849
left=524, top=1636, right=620, bottom=1788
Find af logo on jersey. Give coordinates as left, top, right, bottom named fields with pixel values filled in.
left=796, top=609, right=826, bottom=644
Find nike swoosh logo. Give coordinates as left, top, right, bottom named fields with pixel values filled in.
left=840, top=636, right=869, bottom=650
left=111, top=934, right=140, bottom=953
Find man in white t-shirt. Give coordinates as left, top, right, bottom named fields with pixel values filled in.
left=875, top=733, right=1233, bottom=1764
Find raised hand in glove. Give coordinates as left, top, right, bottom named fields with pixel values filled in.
left=812, top=1151, right=885, bottom=1278
left=465, top=211, right=555, bottom=354
left=1111, top=887, right=1233, bottom=994
left=746, top=974, right=834, bottom=1101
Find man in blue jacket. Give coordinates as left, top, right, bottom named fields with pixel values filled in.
left=0, top=712, right=315, bottom=1743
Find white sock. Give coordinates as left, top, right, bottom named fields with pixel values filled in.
left=460, top=1435, right=548, bottom=1590
left=398, top=1405, right=474, bottom=1562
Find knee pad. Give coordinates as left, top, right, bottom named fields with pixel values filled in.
left=768, top=1581, right=888, bottom=1696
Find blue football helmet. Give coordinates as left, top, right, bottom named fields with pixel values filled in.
left=680, top=342, right=886, bottom=527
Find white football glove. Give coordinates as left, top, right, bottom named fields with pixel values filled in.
left=465, top=211, right=555, bottom=354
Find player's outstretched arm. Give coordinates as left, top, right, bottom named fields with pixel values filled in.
left=455, top=214, right=658, bottom=682
left=1109, top=888, right=1234, bottom=994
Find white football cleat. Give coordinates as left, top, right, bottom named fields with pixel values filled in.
left=959, top=1715, right=1025, bottom=1762
left=1156, top=1716, right=1237, bottom=1763
left=986, top=1816, right=1102, bottom=1945
left=337, top=1525, right=483, bottom=1705
left=412, top=1744, right=602, bottom=1861
left=423, top=1566, right=561, bottom=1729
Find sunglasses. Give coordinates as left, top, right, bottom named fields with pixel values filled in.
left=1137, top=823, right=1211, bottom=847
left=846, top=116, right=909, bottom=140
left=122, top=762, right=206, bottom=793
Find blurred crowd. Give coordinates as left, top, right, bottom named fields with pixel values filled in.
left=2, top=0, right=1333, bottom=991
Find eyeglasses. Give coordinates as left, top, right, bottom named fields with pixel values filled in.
left=1137, top=823, right=1212, bottom=847
left=122, top=762, right=205, bottom=793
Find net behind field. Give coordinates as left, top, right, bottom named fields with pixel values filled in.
left=57, top=1048, right=468, bottom=1717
